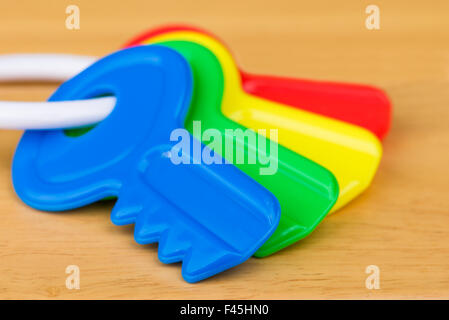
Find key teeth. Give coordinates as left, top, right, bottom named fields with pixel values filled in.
left=134, top=219, right=169, bottom=245
left=111, top=186, right=158, bottom=226
left=110, top=191, right=144, bottom=225
left=132, top=205, right=243, bottom=283
left=136, top=216, right=194, bottom=265
left=157, top=229, right=191, bottom=264
left=110, top=203, right=143, bottom=226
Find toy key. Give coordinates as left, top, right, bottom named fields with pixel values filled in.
left=111, top=41, right=339, bottom=257
left=12, top=45, right=281, bottom=282
left=126, top=25, right=391, bottom=140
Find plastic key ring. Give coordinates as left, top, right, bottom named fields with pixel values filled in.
left=114, top=40, right=339, bottom=257
left=12, top=45, right=281, bottom=282
left=125, top=25, right=391, bottom=140
left=136, top=31, right=383, bottom=213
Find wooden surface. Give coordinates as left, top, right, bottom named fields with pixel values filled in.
left=1, top=0, right=449, bottom=299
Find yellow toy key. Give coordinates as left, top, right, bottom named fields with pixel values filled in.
left=142, top=31, right=382, bottom=212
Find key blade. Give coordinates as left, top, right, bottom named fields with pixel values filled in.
left=130, top=143, right=280, bottom=282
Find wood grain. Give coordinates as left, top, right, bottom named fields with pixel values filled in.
left=0, top=0, right=448, bottom=299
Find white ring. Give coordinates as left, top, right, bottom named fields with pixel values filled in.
left=0, top=53, right=115, bottom=130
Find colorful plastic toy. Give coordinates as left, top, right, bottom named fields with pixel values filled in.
left=114, top=41, right=339, bottom=257
left=134, top=31, right=383, bottom=213
left=125, top=25, right=391, bottom=140
left=12, top=45, right=282, bottom=282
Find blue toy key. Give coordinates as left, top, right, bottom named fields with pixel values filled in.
left=12, top=45, right=281, bottom=283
